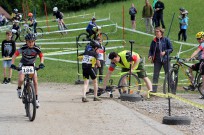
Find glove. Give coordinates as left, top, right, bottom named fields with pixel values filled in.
left=39, top=63, right=45, bottom=69
left=10, top=64, right=16, bottom=69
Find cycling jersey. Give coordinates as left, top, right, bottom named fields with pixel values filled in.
left=81, top=49, right=98, bottom=69
left=14, top=44, right=43, bottom=65
left=12, top=24, right=20, bottom=31
left=1, top=40, right=16, bottom=57
left=86, top=21, right=97, bottom=30
left=53, top=11, right=63, bottom=19
left=96, top=46, right=105, bottom=61
left=198, top=42, right=204, bottom=60
left=28, top=17, right=37, bottom=24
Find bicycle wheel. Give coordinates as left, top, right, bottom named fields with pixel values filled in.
left=19, top=29, right=27, bottom=42
left=24, top=83, right=36, bottom=121
left=99, top=33, right=108, bottom=46
left=197, top=73, right=204, bottom=97
left=36, top=28, right=43, bottom=39
left=77, top=33, right=89, bottom=47
left=118, top=73, right=141, bottom=95
left=163, top=68, right=178, bottom=94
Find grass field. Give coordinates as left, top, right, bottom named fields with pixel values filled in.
left=0, top=0, right=203, bottom=93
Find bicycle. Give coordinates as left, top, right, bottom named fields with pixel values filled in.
left=54, top=19, right=67, bottom=35
left=12, top=65, right=41, bottom=121
left=77, top=26, right=108, bottom=47
left=19, top=23, right=43, bottom=41
left=163, top=56, right=203, bottom=97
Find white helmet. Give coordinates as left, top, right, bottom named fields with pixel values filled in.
left=14, top=8, right=18, bottom=12
left=53, top=7, right=58, bottom=12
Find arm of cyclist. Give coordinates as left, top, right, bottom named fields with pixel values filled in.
left=38, top=52, right=45, bottom=69
left=131, top=54, right=140, bottom=72
left=188, top=48, right=200, bottom=61
left=103, top=70, right=113, bottom=90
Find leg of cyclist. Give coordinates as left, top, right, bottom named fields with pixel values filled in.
left=33, top=22, right=37, bottom=33
left=33, top=73, right=40, bottom=107
left=92, top=29, right=97, bottom=40
left=86, top=29, right=93, bottom=39
left=60, top=19, right=67, bottom=29
left=17, top=72, right=25, bottom=98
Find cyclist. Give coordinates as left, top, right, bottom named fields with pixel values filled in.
left=79, top=40, right=101, bottom=102
left=103, top=50, right=152, bottom=93
left=11, top=8, right=22, bottom=21
left=86, top=17, right=98, bottom=40
left=28, top=12, right=37, bottom=33
left=184, top=31, right=204, bottom=99
left=53, top=7, right=67, bottom=29
left=1, top=31, right=16, bottom=84
left=10, top=33, right=45, bottom=108
left=11, top=20, right=20, bottom=41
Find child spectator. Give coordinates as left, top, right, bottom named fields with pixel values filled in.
left=129, top=3, right=137, bottom=30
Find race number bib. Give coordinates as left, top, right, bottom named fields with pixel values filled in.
left=82, top=55, right=90, bottom=63
left=22, top=66, right=34, bottom=74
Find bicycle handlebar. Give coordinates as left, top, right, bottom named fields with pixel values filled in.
left=12, top=66, right=41, bottom=72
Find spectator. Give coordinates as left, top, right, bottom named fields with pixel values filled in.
left=103, top=50, right=152, bottom=93
left=1, top=31, right=16, bottom=84
left=129, top=3, right=137, bottom=30
left=178, top=10, right=188, bottom=42
left=152, top=0, right=158, bottom=27
left=148, top=27, right=173, bottom=92
left=0, top=14, right=7, bottom=26
left=142, top=0, right=154, bottom=33
left=154, top=0, right=165, bottom=29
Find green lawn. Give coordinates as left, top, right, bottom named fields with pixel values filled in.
left=0, top=0, right=203, bottom=93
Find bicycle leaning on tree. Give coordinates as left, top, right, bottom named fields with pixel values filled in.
left=163, top=56, right=204, bottom=97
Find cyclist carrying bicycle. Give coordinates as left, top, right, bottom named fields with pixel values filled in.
left=103, top=50, right=152, bottom=92
left=28, top=12, right=38, bottom=34
left=10, top=33, right=45, bottom=108
left=184, top=31, right=204, bottom=99
left=53, top=7, right=67, bottom=29
left=11, top=8, right=22, bottom=22
left=86, top=17, right=98, bottom=40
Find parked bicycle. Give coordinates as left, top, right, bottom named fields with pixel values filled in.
left=163, top=56, right=203, bottom=97
left=12, top=65, right=41, bottom=121
left=19, top=23, right=43, bottom=41
left=77, top=26, right=108, bottom=47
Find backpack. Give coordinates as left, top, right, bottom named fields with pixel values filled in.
left=129, top=7, right=137, bottom=15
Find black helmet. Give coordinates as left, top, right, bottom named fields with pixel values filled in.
left=179, top=7, right=185, bottom=12
left=25, top=33, right=36, bottom=41
left=90, top=40, right=100, bottom=48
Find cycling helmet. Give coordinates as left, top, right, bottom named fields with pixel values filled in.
left=196, top=32, right=204, bottom=39
left=28, top=12, right=33, bottom=17
left=53, top=7, right=58, bottom=12
left=25, top=33, right=36, bottom=41
left=179, top=7, right=185, bottom=12
left=92, top=16, right=96, bottom=20
left=14, top=8, right=18, bottom=13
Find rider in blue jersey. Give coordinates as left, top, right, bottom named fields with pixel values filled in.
left=86, top=17, right=97, bottom=39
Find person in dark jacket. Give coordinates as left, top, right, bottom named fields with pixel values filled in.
left=129, top=3, right=137, bottom=30
left=148, top=27, right=173, bottom=92
left=154, top=0, right=165, bottom=29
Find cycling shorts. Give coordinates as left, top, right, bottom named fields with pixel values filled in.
left=82, top=68, right=97, bottom=80
left=192, top=62, right=204, bottom=75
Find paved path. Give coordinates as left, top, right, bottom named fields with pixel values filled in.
left=0, top=83, right=184, bottom=135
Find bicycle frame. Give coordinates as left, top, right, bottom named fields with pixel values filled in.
left=172, top=57, right=200, bottom=88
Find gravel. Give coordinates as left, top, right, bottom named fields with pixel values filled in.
left=115, top=93, right=204, bottom=135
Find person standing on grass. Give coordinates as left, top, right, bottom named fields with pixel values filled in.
left=148, top=27, right=173, bottom=93
left=152, top=0, right=158, bottom=27
left=142, top=0, right=154, bottom=33
left=79, top=40, right=101, bottom=102
left=154, top=0, right=165, bottom=29
left=1, top=31, right=16, bottom=84
left=178, top=10, right=188, bottom=42
left=129, top=3, right=137, bottom=30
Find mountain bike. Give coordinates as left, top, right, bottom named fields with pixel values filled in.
left=163, top=56, right=203, bottom=97
left=54, top=19, right=67, bottom=35
left=19, top=23, right=43, bottom=41
left=77, top=26, right=108, bottom=47
left=12, top=65, right=41, bottom=121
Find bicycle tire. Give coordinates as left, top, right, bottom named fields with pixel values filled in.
left=77, top=33, right=89, bottom=47
left=118, top=73, right=141, bottom=95
left=24, top=83, right=36, bottom=121
left=36, top=28, right=43, bottom=39
left=197, top=73, right=204, bottom=97
left=19, top=29, right=27, bottom=42
left=98, top=33, right=108, bottom=46
left=163, top=68, right=178, bottom=94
